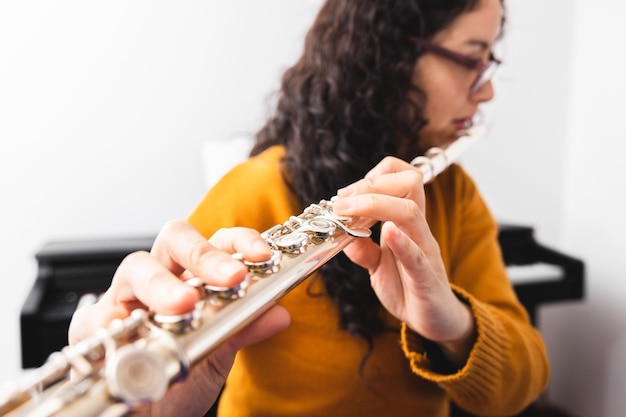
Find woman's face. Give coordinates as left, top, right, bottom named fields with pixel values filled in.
left=412, top=0, right=503, bottom=150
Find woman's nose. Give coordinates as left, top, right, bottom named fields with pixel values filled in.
left=472, top=79, right=495, bottom=103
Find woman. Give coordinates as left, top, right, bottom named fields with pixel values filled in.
left=70, top=0, right=549, bottom=416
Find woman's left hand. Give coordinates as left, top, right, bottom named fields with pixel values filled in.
left=332, top=156, right=476, bottom=367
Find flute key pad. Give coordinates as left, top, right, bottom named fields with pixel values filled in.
left=274, top=231, right=309, bottom=254
left=241, top=250, right=282, bottom=275
left=301, top=218, right=336, bottom=237
left=204, top=277, right=250, bottom=305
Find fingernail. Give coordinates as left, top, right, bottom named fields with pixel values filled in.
left=217, top=259, right=244, bottom=278
left=332, top=198, right=350, bottom=211
left=337, top=184, right=355, bottom=196
left=253, top=239, right=271, bottom=255
left=172, top=281, right=197, bottom=300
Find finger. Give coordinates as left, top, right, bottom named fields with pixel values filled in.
left=365, top=155, right=415, bottom=178
left=335, top=169, right=426, bottom=229
left=107, top=250, right=201, bottom=316
left=380, top=221, right=427, bottom=277
left=334, top=192, right=439, bottom=254
left=333, top=193, right=421, bottom=230
left=366, top=223, right=414, bottom=308
left=68, top=302, right=128, bottom=344
left=379, top=221, right=441, bottom=296
left=336, top=169, right=424, bottom=201
left=151, top=220, right=250, bottom=289
left=209, top=227, right=271, bottom=263
left=341, top=238, right=381, bottom=273
left=69, top=247, right=203, bottom=343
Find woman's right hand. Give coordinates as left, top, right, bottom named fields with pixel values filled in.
left=68, top=220, right=291, bottom=417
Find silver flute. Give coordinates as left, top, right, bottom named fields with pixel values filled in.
left=0, top=124, right=484, bottom=417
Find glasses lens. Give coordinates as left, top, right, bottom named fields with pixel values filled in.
left=471, top=61, right=499, bottom=92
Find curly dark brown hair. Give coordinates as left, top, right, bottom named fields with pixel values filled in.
left=250, top=0, right=502, bottom=369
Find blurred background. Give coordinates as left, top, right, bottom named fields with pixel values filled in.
left=0, top=1, right=624, bottom=416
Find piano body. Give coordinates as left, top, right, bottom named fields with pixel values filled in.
left=19, top=236, right=155, bottom=369
left=497, top=224, right=585, bottom=326
left=19, top=224, right=584, bottom=369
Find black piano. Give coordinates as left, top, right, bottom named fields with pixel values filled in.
left=20, top=236, right=155, bottom=369
left=498, top=224, right=584, bottom=325
left=20, top=223, right=585, bottom=368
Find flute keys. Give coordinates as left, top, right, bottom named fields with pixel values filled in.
left=204, top=277, right=250, bottom=305
left=274, top=231, right=309, bottom=254
left=238, top=250, right=283, bottom=275
left=302, top=218, right=336, bottom=237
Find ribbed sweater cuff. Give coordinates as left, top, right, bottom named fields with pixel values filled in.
left=400, top=284, right=508, bottom=403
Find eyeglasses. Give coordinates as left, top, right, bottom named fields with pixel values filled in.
left=409, top=37, right=501, bottom=92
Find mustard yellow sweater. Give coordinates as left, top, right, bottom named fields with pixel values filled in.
left=188, top=146, right=549, bottom=417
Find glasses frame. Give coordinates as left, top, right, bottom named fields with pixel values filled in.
left=409, top=36, right=501, bottom=92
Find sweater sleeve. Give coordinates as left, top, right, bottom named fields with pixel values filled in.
left=400, top=164, right=550, bottom=416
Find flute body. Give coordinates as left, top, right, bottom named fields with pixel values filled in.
left=0, top=124, right=483, bottom=417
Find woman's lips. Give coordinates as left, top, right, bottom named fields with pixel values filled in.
left=453, top=118, right=473, bottom=130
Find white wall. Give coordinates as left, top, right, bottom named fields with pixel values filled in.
left=0, top=0, right=321, bottom=383
left=1, top=1, right=624, bottom=416
left=466, top=2, right=626, bottom=416
left=548, top=2, right=626, bottom=416
left=462, top=0, right=576, bottom=247
left=466, top=1, right=626, bottom=416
